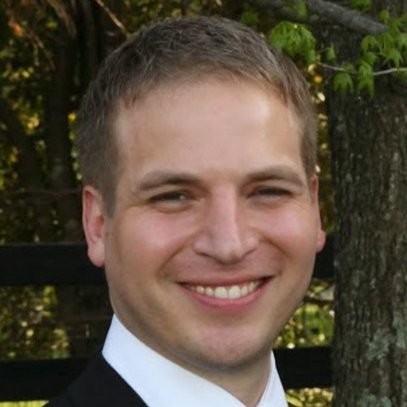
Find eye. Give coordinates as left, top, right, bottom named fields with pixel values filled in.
left=150, top=191, right=189, bottom=202
left=249, top=185, right=293, bottom=206
left=147, top=190, right=194, bottom=211
left=252, top=186, right=290, bottom=198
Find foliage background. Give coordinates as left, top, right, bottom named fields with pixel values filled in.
left=1, top=1, right=406, bottom=406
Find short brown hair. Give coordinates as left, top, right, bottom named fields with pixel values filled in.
left=76, top=16, right=317, bottom=214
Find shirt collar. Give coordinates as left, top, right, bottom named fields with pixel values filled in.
left=102, top=315, right=287, bottom=407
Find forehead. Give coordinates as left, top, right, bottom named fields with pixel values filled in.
left=112, top=78, right=303, bottom=181
left=115, top=77, right=299, bottom=134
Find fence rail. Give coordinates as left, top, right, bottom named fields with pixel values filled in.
left=0, top=347, right=332, bottom=401
left=0, top=237, right=334, bottom=286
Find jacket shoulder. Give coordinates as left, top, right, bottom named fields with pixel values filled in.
left=42, top=395, right=72, bottom=407
left=44, top=355, right=147, bottom=407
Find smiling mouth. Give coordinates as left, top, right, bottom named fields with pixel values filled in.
left=186, top=279, right=265, bottom=300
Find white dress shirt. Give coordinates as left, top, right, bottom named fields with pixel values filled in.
left=103, top=315, right=288, bottom=407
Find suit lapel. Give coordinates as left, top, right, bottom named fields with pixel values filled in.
left=67, top=354, right=148, bottom=407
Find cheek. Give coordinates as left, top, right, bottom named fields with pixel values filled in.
left=106, top=211, right=196, bottom=277
left=261, top=207, right=318, bottom=254
left=259, top=208, right=319, bottom=295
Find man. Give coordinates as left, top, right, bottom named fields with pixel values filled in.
left=45, top=15, right=325, bottom=407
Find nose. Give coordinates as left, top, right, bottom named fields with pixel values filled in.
left=193, top=193, right=258, bottom=264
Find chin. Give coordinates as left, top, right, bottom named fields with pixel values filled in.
left=177, top=332, right=274, bottom=374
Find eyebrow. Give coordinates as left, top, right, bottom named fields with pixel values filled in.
left=134, top=165, right=305, bottom=193
left=244, top=166, right=306, bottom=187
left=136, top=171, right=202, bottom=192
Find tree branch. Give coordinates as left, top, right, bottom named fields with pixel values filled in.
left=254, top=0, right=387, bottom=35
left=46, top=0, right=77, bottom=37
left=319, top=62, right=407, bottom=76
left=3, top=188, right=81, bottom=197
left=93, top=0, right=128, bottom=36
left=305, top=0, right=386, bottom=35
left=255, top=0, right=309, bottom=24
left=303, top=295, right=333, bottom=306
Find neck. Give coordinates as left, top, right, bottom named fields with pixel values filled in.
left=188, top=354, right=271, bottom=407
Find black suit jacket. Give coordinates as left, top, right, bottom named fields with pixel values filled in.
left=44, top=354, right=294, bottom=406
left=44, top=355, right=147, bottom=407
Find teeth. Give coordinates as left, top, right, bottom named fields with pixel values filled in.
left=240, top=284, right=248, bottom=297
left=189, top=281, right=261, bottom=300
left=214, top=287, right=228, bottom=299
left=205, top=287, right=214, bottom=297
left=228, top=285, right=240, bottom=299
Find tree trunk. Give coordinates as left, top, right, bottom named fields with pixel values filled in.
left=43, top=29, right=81, bottom=241
left=328, top=2, right=407, bottom=404
left=0, top=97, right=55, bottom=240
left=47, top=2, right=123, bottom=357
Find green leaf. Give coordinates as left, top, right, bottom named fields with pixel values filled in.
left=388, top=16, right=403, bottom=32
left=384, top=48, right=403, bottom=67
left=333, top=72, right=354, bottom=93
left=378, top=32, right=396, bottom=55
left=361, top=35, right=379, bottom=52
left=240, top=10, right=259, bottom=29
left=268, top=22, right=291, bottom=50
left=362, top=51, right=377, bottom=65
left=396, top=33, right=407, bottom=51
left=306, top=49, right=317, bottom=65
left=268, top=22, right=316, bottom=65
left=326, top=45, right=336, bottom=62
left=291, top=0, right=308, bottom=19
left=358, top=60, right=374, bottom=77
left=357, top=61, right=374, bottom=96
left=357, top=78, right=374, bottom=96
left=342, top=62, right=355, bottom=72
left=379, top=9, right=390, bottom=24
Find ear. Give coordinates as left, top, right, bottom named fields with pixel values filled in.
left=82, top=185, right=106, bottom=268
left=309, top=175, right=326, bottom=253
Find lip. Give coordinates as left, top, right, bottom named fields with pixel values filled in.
left=180, top=277, right=273, bottom=311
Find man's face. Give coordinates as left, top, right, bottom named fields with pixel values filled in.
left=83, top=78, right=325, bottom=379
